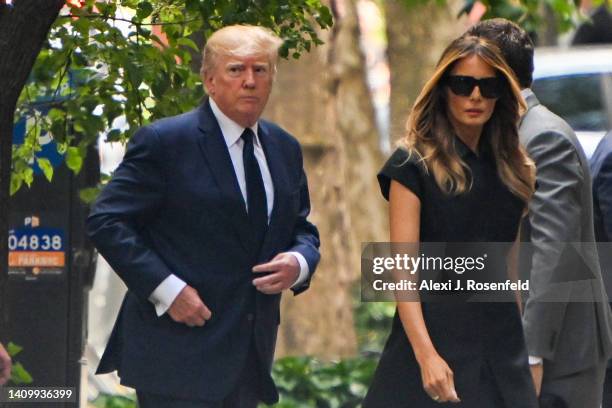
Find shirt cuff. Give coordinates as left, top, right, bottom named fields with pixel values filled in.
left=148, top=274, right=187, bottom=316
left=528, top=356, right=543, bottom=365
left=288, top=251, right=309, bottom=288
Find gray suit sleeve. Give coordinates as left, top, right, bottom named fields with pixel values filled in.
left=522, top=130, right=583, bottom=360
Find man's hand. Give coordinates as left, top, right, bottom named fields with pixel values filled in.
left=530, top=363, right=543, bottom=396
left=252, top=253, right=300, bottom=294
left=167, top=285, right=212, bottom=327
left=0, top=342, right=12, bottom=385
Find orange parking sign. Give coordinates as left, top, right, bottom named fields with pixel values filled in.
left=8, top=251, right=65, bottom=267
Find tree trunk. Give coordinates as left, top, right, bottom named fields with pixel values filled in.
left=385, top=0, right=464, bottom=144
left=537, top=4, right=559, bottom=46
left=0, top=0, right=65, bottom=335
left=329, top=0, right=388, bottom=247
left=265, top=39, right=359, bottom=359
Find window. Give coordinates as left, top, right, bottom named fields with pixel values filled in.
left=532, top=73, right=612, bottom=131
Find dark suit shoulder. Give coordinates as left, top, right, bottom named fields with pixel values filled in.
left=591, top=132, right=612, bottom=174
left=146, top=108, right=200, bottom=141
left=123, top=108, right=201, bottom=170
left=594, top=131, right=612, bottom=157
left=259, top=119, right=300, bottom=147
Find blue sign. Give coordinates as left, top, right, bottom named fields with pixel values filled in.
left=8, top=227, right=65, bottom=252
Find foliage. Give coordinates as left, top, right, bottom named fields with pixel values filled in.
left=399, top=0, right=587, bottom=37
left=12, top=0, right=333, bottom=196
left=92, top=393, right=137, bottom=408
left=465, top=0, right=576, bottom=34
left=353, top=296, right=395, bottom=355
left=269, top=356, right=377, bottom=408
left=10, top=0, right=598, bottom=195
left=91, top=356, right=376, bottom=408
left=6, top=342, right=33, bottom=385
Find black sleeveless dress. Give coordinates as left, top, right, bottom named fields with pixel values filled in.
left=363, top=141, right=538, bottom=408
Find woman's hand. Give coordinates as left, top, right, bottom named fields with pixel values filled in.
left=417, top=353, right=461, bottom=403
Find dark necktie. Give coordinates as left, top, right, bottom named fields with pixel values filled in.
left=241, top=128, right=268, bottom=249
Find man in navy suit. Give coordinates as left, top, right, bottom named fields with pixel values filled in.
left=87, top=25, right=320, bottom=408
left=590, top=129, right=612, bottom=407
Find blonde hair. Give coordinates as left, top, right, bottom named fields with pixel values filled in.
left=401, top=35, right=535, bottom=204
left=200, top=25, right=283, bottom=77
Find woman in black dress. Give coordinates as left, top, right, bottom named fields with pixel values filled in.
left=364, top=36, right=538, bottom=407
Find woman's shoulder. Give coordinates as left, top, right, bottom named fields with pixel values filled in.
left=378, top=146, right=427, bottom=200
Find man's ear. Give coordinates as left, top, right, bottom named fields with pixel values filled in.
left=204, top=74, right=215, bottom=96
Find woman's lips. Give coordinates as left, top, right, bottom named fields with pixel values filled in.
left=465, top=109, right=484, bottom=116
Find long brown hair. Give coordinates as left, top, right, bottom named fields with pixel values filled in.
left=401, top=35, right=534, bottom=204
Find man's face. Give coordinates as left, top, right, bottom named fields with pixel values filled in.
left=204, top=53, right=274, bottom=128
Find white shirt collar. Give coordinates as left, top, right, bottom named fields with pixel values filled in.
left=520, top=88, right=531, bottom=99
left=209, top=98, right=259, bottom=148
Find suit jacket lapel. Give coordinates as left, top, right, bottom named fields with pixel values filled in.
left=196, top=101, right=252, bottom=252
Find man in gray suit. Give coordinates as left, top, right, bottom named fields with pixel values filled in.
left=467, top=19, right=612, bottom=407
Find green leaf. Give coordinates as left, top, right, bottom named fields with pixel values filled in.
left=125, top=61, right=144, bottom=89
left=23, top=168, right=34, bottom=187
left=136, top=2, right=154, bottom=20
left=92, top=393, right=137, bottom=408
left=106, top=129, right=122, bottom=142
left=56, top=142, right=69, bottom=155
left=177, top=37, right=199, bottom=51
left=66, top=147, right=84, bottom=173
left=47, top=107, right=64, bottom=121
left=79, top=186, right=102, bottom=204
left=11, top=362, right=33, bottom=385
left=151, top=74, right=170, bottom=98
left=73, top=121, right=85, bottom=133
left=317, top=5, right=334, bottom=28
left=6, top=342, right=23, bottom=357
left=36, top=158, right=54, bottom=182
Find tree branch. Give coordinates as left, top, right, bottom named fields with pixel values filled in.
left=58, top=13, right=199, bottom=26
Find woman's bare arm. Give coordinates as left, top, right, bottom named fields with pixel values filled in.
left=389, top=180, right=460, bottom=403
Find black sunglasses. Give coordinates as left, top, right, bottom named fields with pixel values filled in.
left=445, top=75, right=505, bottom=99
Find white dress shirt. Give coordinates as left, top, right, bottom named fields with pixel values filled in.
left=148, top=99, right=309, bottom=316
